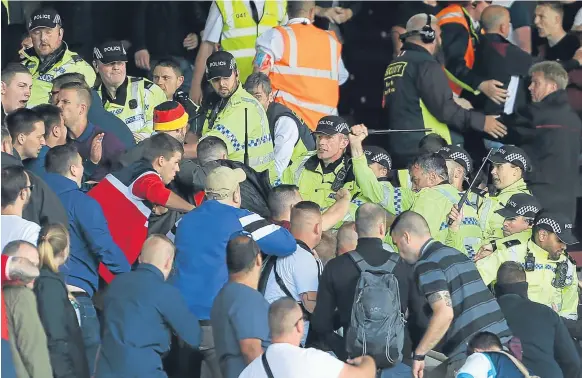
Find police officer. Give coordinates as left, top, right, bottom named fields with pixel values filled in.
left=478, top=145, right=531, bottom=242
left=93, top=41, right=166, bottom=142
left=281, top=115, right=358, bottom=212
left=21, top=8, right=96, bottom=107
left=244, top=72, right=315, bottom=178
left=200, top=51, right=275, bottom=178
left=382, top=13, right=506, bottom=168
left=474, top=193, right=541, bottom=261
left=348, top=124, right=413, bottom=216
left=477, top=211, right=579, bottom=321
left=409, top=153, right=483, bottom=258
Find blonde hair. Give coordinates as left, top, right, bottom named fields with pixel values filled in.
left=37, top=223, right=69, bottom=272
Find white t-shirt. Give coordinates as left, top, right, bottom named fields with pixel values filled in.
left=1, top=215, right=41, bottom=251
left=264, top=243, right=322, bottom=344
left=273, top=116, right=299, bottom=177
left=238, top=343, right=344, bottom=378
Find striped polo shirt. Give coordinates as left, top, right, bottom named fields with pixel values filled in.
left=414, top=239, right=512, bottom=357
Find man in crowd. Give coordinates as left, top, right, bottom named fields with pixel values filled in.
left=313, top=203, right=413, bottom=376
left=0, top=166, right=40, bottom=250
left=336, top=221, right=357, bottom=256
left=263, top=201, right=323, bottom=346
left=501, top=61, right=581, bottom=222
left=93, top=41, right=166, bottom=142
left=494, top=261, right=581, bottom=378
left=97, top=235, right=201, bottom=377
left=383, top=13, right=507, bottom=168
left=1, top=125, right=68, bottom=227
left=189, top=0, right=287, bottom=104
left=244, top=72, right=315, bottom=178
left=21, top=8, right=95, bottom=107
left=479, top=145, right=531, bottom=242
left=535, top=2, right=581, bottom=67
left=173, top=166, right=295, bottom=378
left=24, top=104, right=66, bottom=176
left=200, top=51, right=275, bottom=178
left=50, top=72, right=135, bottom=150
left=2, top=240, right=53, bottom=378
left=6, top=108, right=45, bottom=163
left=239, top=297, right=377, bottom=378
left=254, top=1, right=347, bottom=131
left=477, top=211, right=579, bottom=322
left=1, top=63, right=31, bottom=123
left=88, top=133, right=194, bottom=283
left=390, top=211, right=511, bottom=377
left=43, top=144, right=130, bottom=368
left=211, top=234, right=273, bottom=378
left=57, top=81, right=126, bottom=181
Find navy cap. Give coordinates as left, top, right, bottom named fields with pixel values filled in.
left=496, top=193, right=541, bottom=219
left=489, top=145, right=531, bottom=172
left=206, top=51, right=237, bottom=80
left=364, top=146, right=392, bottom=170
left=93, top=41, right=128, bottom=64
left=437, top=145, right=472, bottom=174
left=313, top=115, right=349, bottom=136
left=28, top=8, right=61, bottom=31
left=535, top=211, right=578, bottom=245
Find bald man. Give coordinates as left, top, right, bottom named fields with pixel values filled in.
left=239, top=297, right=377, bottom=378
left=336, top=221, right=357, bottom=256
left=97, top=235, right=201, bottom=378
left=263, top=201, right=324, bottom=346
left=472, top=5, right=533, bottom=115
left=390, top=211, right=511, bottom=378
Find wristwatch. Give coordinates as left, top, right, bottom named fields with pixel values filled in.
left=413, top=353, right=426, bottom=361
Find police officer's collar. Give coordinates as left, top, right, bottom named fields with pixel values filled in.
left=305, top=153, right=345, bottom=173
left=24, top=41, right=67, bottom=75
left=100, top=77, right=129, bottom=106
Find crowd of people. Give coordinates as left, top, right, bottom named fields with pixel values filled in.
left=2, top=1, right=582, bottom=378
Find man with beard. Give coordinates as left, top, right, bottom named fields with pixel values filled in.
left=200, top=51, right=275, bottom=180
left=382, top=13, right=506, bottom=168
left=476, top=211, right=579, bottom=322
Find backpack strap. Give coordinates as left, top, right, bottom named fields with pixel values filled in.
left=261, top=350, right=275, bottom=378
left=489, top=351, right=535, bottom=378
left=347, top=250, right=398, bottom=274
left=273, top=259, right=311, bottom=320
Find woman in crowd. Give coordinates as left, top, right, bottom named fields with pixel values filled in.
left=34, top=224, right=90, bottom=378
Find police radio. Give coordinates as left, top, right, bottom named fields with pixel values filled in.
left=524, top=252, right=535, bottom=272
left=552, top=261, right=568, bottom=289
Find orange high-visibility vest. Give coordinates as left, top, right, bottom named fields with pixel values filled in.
left=437, top=4, right=475, bottom=96
left=269, top=23, right=342, bottom=131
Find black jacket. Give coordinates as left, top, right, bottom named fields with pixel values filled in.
left=495, top=282, right=581, bottom=378
left=382, top=42, right=485, bottom=168
left=501, top=90, right=582, bottom=221
left=472, top=33, right=533, bottom=115
left=1, top=152, right=68, bottom=227
left=33, top=267, right=90, bottom=378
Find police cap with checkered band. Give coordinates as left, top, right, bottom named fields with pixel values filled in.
left=534, top=211, right=578, bottom=245
left=437, top=145, right=472, bottom=174
left=313, top=115, right=350, bottom=136
left=364, top=145, right=392, bottom=170
left=489, top=145, right=531, bottom=172
left=496, top=193, right=541, bottom=219
left=206, top=51, right=237, bottom=80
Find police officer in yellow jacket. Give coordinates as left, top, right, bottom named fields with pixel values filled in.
left=200, top=51, right=275, bottom=177
left=93, top=41, right=166, bottom=142
left=474, top=193, right=541, bottom=261
left=21, top=8, right=96, bottom=107
left=477, top=211, right=579, bottom=320
left=281, top=115, right=358, bottom=213
left=478, top=145, right=531, bottom=242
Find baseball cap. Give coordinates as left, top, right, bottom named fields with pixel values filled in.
left=153, top=101, right=189, bottom=132
left=535, top=211, right=578, bottom=245
left=28, top=8, right=62, bottom=31
left=93, top=41, right=128, bottom=64
left=206, top=51, right=237, bottom=80
left=205, top=166, right=246, bottom=199
left=437, top=145, right=472, bottom=173
left=489, top=145, right=531, bottom=172
left=364, top=146, right=392, bottom=170
left=313, top=115, right=350, bottom=136
left=495, top=193, right=541, bottom=219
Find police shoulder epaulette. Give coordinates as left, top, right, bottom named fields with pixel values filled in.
left=144, top=81, right=154, bottom=90
left=71, top=54, right=84, bottom=63
left=503, top=239, right=521, bottom=248
left=130, top=76, right=144, bottom=83
left=566, top=253, right=577, bottom=266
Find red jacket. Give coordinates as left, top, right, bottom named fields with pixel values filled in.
left=88, top=161, right=171, bottom=283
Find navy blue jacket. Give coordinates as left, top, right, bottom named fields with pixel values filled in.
left=96, top=264, right=201, bottom=378
left=89, top=90, right=135, bottom=150
left=173, top=200, right=296, bottom=320
left=43, top=173, right=130, bottom=296
left=23, top=145, right=49, bottom=177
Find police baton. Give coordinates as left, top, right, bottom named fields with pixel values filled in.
left=244, top=108, right=249, bottom=166
left=367, top=128, right=434, bottom=135
left=447, top=148, right=496, bottom=226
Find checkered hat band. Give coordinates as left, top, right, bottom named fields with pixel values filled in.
left=505, top=153, right=527, bottom=170
left=537, top=218, right=561, bottom=234
left=516, top=205, right=539, bottom=216
left=450, top=151, right=471, bottom=172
